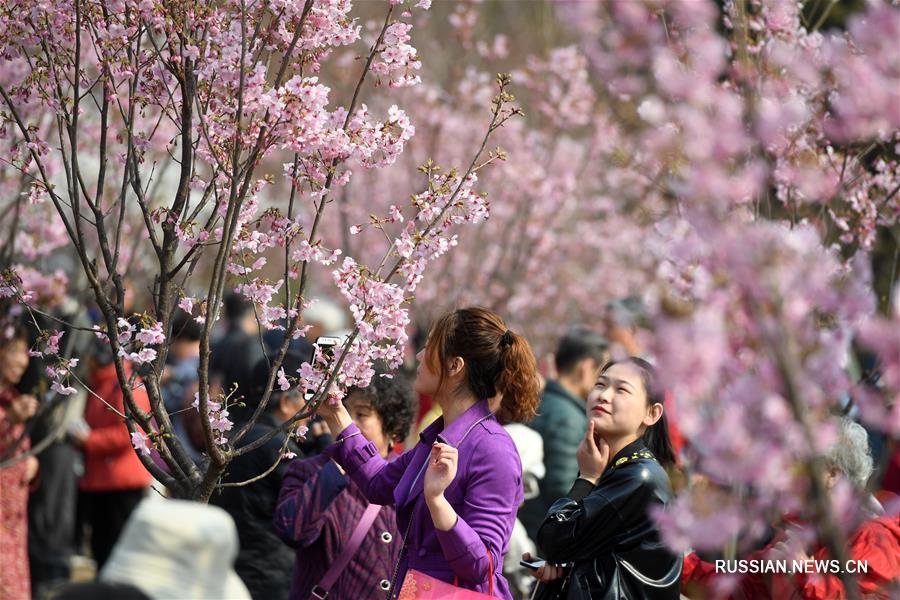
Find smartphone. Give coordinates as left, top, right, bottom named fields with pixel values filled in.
left=519, top=559, right=546, bottom=570
left=314, top=336, right=341, bottom=362
left=304, top=336, right=342, bottom=401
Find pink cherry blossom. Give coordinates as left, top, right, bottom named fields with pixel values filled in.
left=136, top=322, right=166, bottom=346
left=40, top=330, right=64, bottom=356
left=277, top=368, right=291, bottom=392
left=50, top=381, right=77, bottom=396
left=130, top=431, right=151, bottom=457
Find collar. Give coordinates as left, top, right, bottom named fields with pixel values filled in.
left=544, top=379, right=584, bottom=410
left=418, top=398, right=494, bottom=448
left=607, top=437, right=655, bottom=471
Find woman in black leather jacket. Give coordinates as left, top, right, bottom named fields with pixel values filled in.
left=532, top=357, right=681, bottom=599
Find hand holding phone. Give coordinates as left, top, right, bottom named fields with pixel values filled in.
left=519, top=558, right=546, bottom=570
left=521, top=553, right=569, bottom=583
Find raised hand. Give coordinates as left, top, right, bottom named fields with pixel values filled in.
left=8, top=394, right=38, bottom=424
left=523, top=552, right=564, bottom=583
left=423, top=442, right=458, bottom=500
left=317, top=395, right=352, bottom=438
left=576, top=421, right=609, bottom=484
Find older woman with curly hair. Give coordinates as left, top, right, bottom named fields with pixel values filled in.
left=274, top=367, right=418, bottom=600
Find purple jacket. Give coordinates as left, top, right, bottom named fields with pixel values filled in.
left=326, top=400, right=524, bottom=599
left=274, top=454, right=403, bottom=599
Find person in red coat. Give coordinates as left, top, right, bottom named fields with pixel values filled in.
left=682, top=418, right=900, bottom=599
left=70, top=347, right=151, bottom=569
left=0, top=325, right=39, bottom=599
left=682, top=514, right=900, bottom=599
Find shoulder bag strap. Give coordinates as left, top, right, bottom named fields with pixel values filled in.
left=312, top=502, right=382, bottom=599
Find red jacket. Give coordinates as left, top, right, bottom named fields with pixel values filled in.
left=682, top=514, right=900, bottom=599
left=80, top=363, right=152, bottom=492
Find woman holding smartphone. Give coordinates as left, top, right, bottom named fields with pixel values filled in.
left=318, top=307, right=541, bottom=599
left=531, top=357, right=680, bottom=599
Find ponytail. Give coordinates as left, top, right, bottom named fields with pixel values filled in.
left=425, top=307, right=540, bottom=424
left=642, top=410, right=676, bottom=469
left=496, top=330, right=541, bottom=424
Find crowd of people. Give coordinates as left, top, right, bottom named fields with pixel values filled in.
left=1, top=295, right=898, bottom=600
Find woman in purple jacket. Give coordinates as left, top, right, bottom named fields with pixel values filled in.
left=319, top=307, right=541, bottom=599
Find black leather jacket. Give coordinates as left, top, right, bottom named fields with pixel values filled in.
left=537, top=439, right=681, bottom=599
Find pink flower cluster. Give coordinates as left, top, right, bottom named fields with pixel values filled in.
left=853, top=293, right=900, bottom=436
left=31, top=330, right=80, bottom=397
left=372, top=22, right=422, bottom=88
left=647, top=219, right=876, bottom=553
left=515, top=46, right=595, bottom=128
left=191, top=392, right=233, bottom=446
left=97, top=318, right=168, bottom=366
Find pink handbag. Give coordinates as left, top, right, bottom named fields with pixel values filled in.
left=397, top=550, right=495, bottom=599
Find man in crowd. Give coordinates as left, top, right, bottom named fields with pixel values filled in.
left=210, top=293, right=265, bottom=426
left=518, top=326, right=609, bottom=543
left=210, top=350, right=307, bottom=600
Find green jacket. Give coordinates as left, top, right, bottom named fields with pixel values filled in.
left=518, top=379, right=587, bottom=542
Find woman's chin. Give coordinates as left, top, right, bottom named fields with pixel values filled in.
left=589, top=416, right=613, bottom=432
left=413, top=381, right=433, bottom=397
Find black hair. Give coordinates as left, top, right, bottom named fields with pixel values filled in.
left=247, top=349, right=310, bottom=412
left=346, top=367, right=417, bottom=443
left=171, top=310, right=202, bottom=342
left=223, top=292, right=252, bottom=323
left=601, top=357, right=676, bottom=468
left=555, top=326, right=609, bottom=374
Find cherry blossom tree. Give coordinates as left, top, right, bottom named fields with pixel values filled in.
left=0, top=0, right=519, bottom=501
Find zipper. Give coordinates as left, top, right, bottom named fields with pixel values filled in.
left=386, top=516, right=414, bottom=599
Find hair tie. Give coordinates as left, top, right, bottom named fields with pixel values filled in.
left=500, top=329, right=514, bottom=348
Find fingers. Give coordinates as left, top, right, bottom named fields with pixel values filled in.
left=537, top=564, right=562, bottom=582
left=431, top=442, right=457, bottom=454
left=584, top=421, right=598, bottom=450
left=428, top=444, right=457, bottom=475
left=430, top=443, right=458, bottom=463
left=431, top=456, right=454, bottom=470
left=523, top=553, right=564, bottom=583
